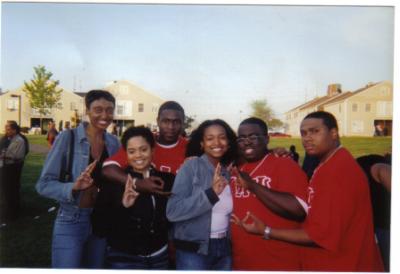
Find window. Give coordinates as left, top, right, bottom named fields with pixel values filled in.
left=138, top=103, right=144, bottom=112
left=117, top=105, right=124, bottom=115
left=377, top=101, right=393, bottom=116
left=116, top=100, right=132, bottom=116
left=351, top=120, right=364, bottom=133
left=119, top=85, right=129, bottom=95
left=7, top=99, right=18, bottom=110
left=152, top=103, right=159, bottom=113
left=352, top=103, right=358, bottom=112
left=365, top=103, right=371, bottom=112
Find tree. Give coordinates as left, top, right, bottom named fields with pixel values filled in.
left=184, top=115, right=196, bottom=133
left=23, top=65, right=63, bottom=128
left=250, top=99, right=283, bottom=130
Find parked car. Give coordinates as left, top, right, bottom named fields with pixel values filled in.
left=269, top=132, right=291, bottom=138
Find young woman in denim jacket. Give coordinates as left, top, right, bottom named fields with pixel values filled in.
left=36, top=90, right=120, bottom=268
left=166, top=119, right=237, bottom=270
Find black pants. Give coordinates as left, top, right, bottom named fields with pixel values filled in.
left=0, top=163, right=23, bottom=222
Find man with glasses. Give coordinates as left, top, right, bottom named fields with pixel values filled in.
left=230, top=117, right=308, bottom=271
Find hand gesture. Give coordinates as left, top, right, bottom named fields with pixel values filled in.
left=122, top=174, right=140, bottom=208
left=212, top=163, right=228, bottom=195
left=72, top=160, right=97, bottom=191
left=231, top=211, right=266, bottom=236
left=135, top=176, right=171, bottom=196
left=232, top=167, right=254, bottom=190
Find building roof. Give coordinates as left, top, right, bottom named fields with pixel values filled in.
left=285, top=81, right=383, bottom=114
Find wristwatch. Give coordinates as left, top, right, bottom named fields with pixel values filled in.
left=263, top=226, right=272, bottom=240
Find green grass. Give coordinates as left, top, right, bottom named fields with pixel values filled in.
left=0, top=135, right=392, bottom=268
left=269, top=136, right=392, bottom=164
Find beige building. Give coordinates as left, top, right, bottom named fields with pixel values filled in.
left=104, top=80, right=165, bottom=134
left=0, top=87, right=84, bottom=133
left=0, top=80, right=165, bottom=135
left=285, top=81, right=393, bottom=137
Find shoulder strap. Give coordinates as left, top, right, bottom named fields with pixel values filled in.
left=59, top=129, right=75, bottom=182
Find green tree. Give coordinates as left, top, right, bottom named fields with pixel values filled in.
left=250, top=99, right=283, bottom=130
left=184, top=115, right=196, bottom=132
left=22, top=65, right=63, bottom=128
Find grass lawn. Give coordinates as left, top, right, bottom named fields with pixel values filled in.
left=0, top=135, right=392, bottom=268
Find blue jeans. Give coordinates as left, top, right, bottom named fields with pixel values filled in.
left=52, top=206, right=106, bottom=268
left=176, top=238, right=232, bottom=270
left=106, top=246, right=169, bottom=270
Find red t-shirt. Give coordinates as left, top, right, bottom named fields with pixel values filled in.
left=104, top=136, right=187, bottom=175
left=302, top=147, right=384, bottom=271
left=231, top=153, right=309, bottom=271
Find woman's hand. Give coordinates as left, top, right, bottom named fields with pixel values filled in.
left=212, top=163, right=228, bottom=195
left=122, top=174, right=140, bottom=208
left=231, top=212, right=266, bottom=236
left=72, top=160, right=97, bottom=191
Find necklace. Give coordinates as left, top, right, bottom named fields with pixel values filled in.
left=240, top=153, right=270, bottom=177
left=310, top=145, right=342, bottom=182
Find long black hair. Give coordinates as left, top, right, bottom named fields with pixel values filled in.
left=186, top=119, right=237, bottom=165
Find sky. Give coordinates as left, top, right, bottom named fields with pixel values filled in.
left=0, top=1, right=395, bottom=129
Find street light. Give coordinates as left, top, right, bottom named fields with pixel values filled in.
left=11, top=94, right=21, bottom=125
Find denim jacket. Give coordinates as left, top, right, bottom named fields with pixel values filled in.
left=166, top=154, right=230, bottom=255
left=36, top=122, right=120, bottom=208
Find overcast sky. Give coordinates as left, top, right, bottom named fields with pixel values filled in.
left=0, top=2, right=395, bottom=128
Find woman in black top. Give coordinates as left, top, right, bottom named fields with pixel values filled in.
left=96, top=126, right=174, bottom=269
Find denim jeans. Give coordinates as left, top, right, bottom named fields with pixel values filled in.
left=106, top=246, right=169, bottom=270
left=52, top=206, right=106, bottom=268
left=176, top=237, right=232, bottom=270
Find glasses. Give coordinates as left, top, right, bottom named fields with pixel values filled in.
left=237, top=135, right=263, bottom=144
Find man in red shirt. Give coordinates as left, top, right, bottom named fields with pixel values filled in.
left=102, top=101, right=187, bottom=193
left=233, top=111, right=383, bottom=272
left=230, top=117, right=309, bottom=271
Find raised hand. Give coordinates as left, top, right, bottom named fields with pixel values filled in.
left=72, top=160, right=97, bottom=191
left=233, top=168, right=254, bottom=190
left=122, top=174, right=140, bottom=208
left=212, top=163, right=228, bottom=195
left=135, top=176, right=171, bottom=197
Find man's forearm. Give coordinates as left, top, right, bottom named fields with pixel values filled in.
left=270, top=228, right=316, bottom=246
left=249, top=182, right=306, bottom=221
left=102, top=165, right=127, bottom=185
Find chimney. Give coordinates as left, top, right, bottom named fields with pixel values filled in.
left=327, top=83, right=342, bottom=97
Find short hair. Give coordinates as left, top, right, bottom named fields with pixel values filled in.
left=239, top=117, right=268, bottom=135
left=186, top=119, right=237, bottom=165
left=303, top=111, right=338, bottom=130
left=121, top=126, right=155, bottom=150
left=157, top=101, right=185, bottom=119
left=7, top=120, right=20, bottom=133
left=85, top=89, right=115, bottom=109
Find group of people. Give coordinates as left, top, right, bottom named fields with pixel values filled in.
left=35, top=89, right=388, bottom=271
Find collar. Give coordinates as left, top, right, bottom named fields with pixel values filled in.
left=75, top=122, right=106, bottom=144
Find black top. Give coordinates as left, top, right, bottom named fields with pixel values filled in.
left=356, top=154, right=391, bottom=230
left=92, top=167, right=175, bottom=256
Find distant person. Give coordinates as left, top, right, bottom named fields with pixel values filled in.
left=46, top=120, right=59, bottom=147
left=289, top=145, right=299, bottom=163
left=36, top=90, right=120, bottom=268
left=233, top=111, right=383, bottom=271
left=97, top=127, right=175, bottom=269
left=301, top=153, right=319, bottom=179
left=357, top=154, right=391, bottom=271
left=230, top=117, right=308, bottom=271
left=64, top=121, right=71, bottom=131
left=0, top=121, right=27, bottom=221
left=167, top=119, right=237, bottom=270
